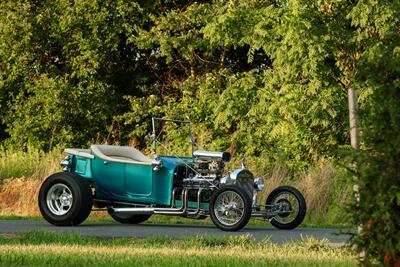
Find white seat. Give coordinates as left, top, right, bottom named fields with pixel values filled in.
left=90, top=145, right=153, bottom=165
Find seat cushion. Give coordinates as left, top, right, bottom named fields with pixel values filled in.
left=90, top=145, right=153, bottom=165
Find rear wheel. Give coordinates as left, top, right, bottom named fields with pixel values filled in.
left=266, top=186, right=306, bottom=230
left=38, top=172, right=92, bottom=226
left=108, top=211, right=151, bottom=224
left=209, top=185, right=252, bottom=231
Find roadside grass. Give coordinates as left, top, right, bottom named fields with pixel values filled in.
left=0, top=231, right=357, bottom=267
left=0, top=146, right=62, bottom=181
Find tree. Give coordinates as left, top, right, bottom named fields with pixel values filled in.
left=0, top=0, right=149, bottom=149
left=348, top=1, right=400, bottom=264
left=121, top=0, right=348, bottom=170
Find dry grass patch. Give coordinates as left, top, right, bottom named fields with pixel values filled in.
left=0, top=177, right=42, bottom=216
left=0, top=148, right=62, bottom=216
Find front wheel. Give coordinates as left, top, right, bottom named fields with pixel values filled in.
left=209, top=185, right=252, bottom=231
left=266, top=185, right=306, bottom=230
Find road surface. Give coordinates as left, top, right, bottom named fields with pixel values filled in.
left=0, top=220, right=352, bottom=244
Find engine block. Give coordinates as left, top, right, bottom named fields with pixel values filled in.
left=194, top=159, right=224, bottom=177
left=182, top=150, right=231, bottom=188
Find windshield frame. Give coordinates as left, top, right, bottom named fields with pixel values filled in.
left=151, top=117, right=194, bottom=158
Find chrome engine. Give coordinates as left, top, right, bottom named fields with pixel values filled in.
left=180, top=149, right=256, bottom=199
left=182, top=150, right=231, bottom=187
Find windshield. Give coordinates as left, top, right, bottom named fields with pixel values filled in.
left=151, top=118, right=194, bottom=157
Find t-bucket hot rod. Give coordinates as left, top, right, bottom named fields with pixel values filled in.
left=39, top=118, right=306, bottom=231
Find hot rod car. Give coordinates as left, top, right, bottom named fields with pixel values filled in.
left=38, top=118, right=306, bottom=231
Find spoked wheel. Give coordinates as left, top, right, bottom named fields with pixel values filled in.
left=38, top=172, right=93, bottom=226
left=266, top=186, right=306, bottom=230
left=108, top=211, right=151, bottom=224
left=210, top=185, right=251, bottom=231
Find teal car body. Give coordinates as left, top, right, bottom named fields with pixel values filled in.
left=65, top=150, right=190, bottom=207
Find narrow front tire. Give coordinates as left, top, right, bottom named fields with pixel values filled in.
left=210, top=185, right=252, bottom=231
left=266, top=185, right=306, bottom=230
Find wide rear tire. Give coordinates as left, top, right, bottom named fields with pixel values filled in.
left=38, top=172, right=93, bottom=226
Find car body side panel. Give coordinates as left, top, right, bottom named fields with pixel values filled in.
left=125, top=164, right=153, bottom=197
left=67, top=153, right=193, bottom=207
left=91, top=157, right=125, bottom=199
left=73, top=156, right=93, bottom=180
left=151, top=166, right=175, bottom=206
left=152, top=156, right=193, bottom=206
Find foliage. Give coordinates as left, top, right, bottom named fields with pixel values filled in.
left=122, top=0, right=349, bottom=170
left=0, top=0, right=348, bottom=169
left=0, top=0, right=148, bottom=149
left=0, top=145, right=62, bottom=181
left=348, top=1, right=400, bottom=265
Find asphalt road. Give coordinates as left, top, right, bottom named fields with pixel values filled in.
left=0, top=220, right=352, bottom=244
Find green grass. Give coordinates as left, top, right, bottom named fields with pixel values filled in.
left=0, top=215, right=44, bottom=221
left=0, top=231, right=357, bottom=267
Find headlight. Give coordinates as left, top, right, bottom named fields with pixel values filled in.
left=254, top=178, right=264, bottom=191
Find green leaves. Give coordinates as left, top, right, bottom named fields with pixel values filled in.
left=0, top=0, right=147, bottom=149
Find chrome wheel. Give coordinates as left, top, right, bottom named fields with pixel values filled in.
left=46, top=183, right=73, bottom=216
left=214, top=190, right=245, bottom=226
left=271, top=192, right=299, bottom=225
